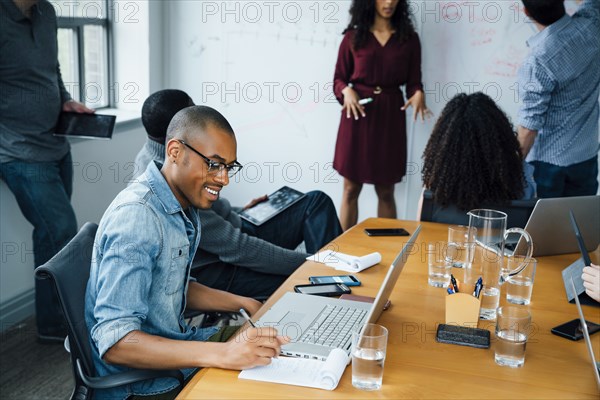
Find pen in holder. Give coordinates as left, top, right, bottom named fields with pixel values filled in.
left=437, top=280, right=490, bottom=348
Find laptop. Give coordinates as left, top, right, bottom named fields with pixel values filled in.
left=514, top=196, right=600, bottom=257
left=255, top=225, right=421, bottom=360
left=569, top=276, right=600, bottom=388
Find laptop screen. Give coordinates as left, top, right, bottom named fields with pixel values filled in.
left=364, top=225, right=421, bottom=324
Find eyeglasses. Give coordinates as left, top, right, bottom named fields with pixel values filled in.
left=177, top=139, right=243, bottom=177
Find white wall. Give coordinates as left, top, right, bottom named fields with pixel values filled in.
left=165, top=0, right=433, bottom=221
left=163, top=1, right=597, bottom=222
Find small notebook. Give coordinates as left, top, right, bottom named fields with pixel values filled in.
left=238, top=186, right=305, bottom=226
left=238, top=348, right=349, bottom=390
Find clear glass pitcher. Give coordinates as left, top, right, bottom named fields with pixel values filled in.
left=466, top=209, right=533, bottom=319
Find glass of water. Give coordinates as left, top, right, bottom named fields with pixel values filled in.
left=352, top=323, right=388, bottom=390
left=427, top=242, right=452, bottom=288
left=447, top=225, right=476, bottom=268
left=495, top=306, right=531, bottom=367
left=506, top=256, right=537, bottom=305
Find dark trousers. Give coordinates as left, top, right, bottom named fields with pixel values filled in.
left=0, top=153, right=77, bottom=336
left=192, top=191, right=342, bottom=298
left=530, top=157, right=599, bottom=198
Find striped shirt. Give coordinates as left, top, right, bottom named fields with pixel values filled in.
left=517, top=0, right=600, bottom=167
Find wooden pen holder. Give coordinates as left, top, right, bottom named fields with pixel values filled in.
left=445, top=282, right=481, bottom=328
left=437, top=282, right=490, bottom=348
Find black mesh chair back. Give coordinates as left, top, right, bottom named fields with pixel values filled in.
left=420, top=190, right=538, bottom=228
left=35, top=222, right=183, bottom=400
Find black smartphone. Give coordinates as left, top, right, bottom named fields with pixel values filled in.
left=551, top=318, right=600, bottom=341
left=364, top=228, right=410, bottom=236
left=308, top=275, right=361, bottom=286
left=294, top=283, right=351, bottom=297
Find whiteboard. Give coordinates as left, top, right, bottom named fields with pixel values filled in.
left=166, top=0, right=589, bottom=220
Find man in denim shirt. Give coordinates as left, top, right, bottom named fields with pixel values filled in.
left=517, top=0, right=600, bottom=197
left=85, top=106, right=288, bottom=400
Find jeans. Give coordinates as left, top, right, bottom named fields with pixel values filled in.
left=192, top=191, right=342, bottom=298
left=0, top=153, right=77, bottom=335
left=530, top=157, right=599, bottom=198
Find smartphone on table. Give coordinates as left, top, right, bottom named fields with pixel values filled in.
left=294, top=283, right=351, bottom=297
left=551, top=318, right=600, bottom=341
left=364, top=228, right=410, bottom=236
left=309, top=275, right=361, bottom=286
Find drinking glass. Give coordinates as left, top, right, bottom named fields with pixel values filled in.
left=352, top=323, right=388, bottom=390
left=495, top=306, right=531, bottom=367
left=447, top=225, right=476, bottom=268
left=506, top=256, right=537, bottom=305
left=427, top=242, right=452, bottom=288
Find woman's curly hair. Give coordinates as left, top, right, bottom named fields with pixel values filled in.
left=344, top=0, right=415, bottom=49
left=422, top=92, right=525, bottom=211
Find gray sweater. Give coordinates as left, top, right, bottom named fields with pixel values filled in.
left=133, top=139, right=308, bottom=275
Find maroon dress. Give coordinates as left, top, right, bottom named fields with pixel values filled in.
left=333, top=30, right=423, bottom=185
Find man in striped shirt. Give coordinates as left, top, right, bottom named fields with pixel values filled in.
left=517, top=0, right=600, bottom=197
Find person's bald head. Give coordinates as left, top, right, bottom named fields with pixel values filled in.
left=166, top=105, right=235, bottom=143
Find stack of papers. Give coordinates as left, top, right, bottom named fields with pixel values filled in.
left=308, top=250, right=382, bottom=272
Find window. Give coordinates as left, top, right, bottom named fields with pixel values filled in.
left=51, top=0, right=111, bottom=109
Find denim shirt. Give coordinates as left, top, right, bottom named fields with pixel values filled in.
left=84, top=161, right=218, bottom=400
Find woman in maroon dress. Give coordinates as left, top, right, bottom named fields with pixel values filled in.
left=333, top=0, right=430, bottom=230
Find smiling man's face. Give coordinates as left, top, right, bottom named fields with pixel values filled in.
left=164, top=124, right=237, bottom=210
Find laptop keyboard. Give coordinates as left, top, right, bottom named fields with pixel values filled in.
left=298, top=304, right=367, bottom=349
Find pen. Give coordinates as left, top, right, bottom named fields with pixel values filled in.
left=450, top=274, right=459, bottom=293
left=239, top=308, right=257, bottom=328
left=358, top=97, right=373, bottom=105
left=335, top=253, right=354, bottom=265
left=473, top=277, right=483, bottom=298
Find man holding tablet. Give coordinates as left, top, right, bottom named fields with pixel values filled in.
left=0, top=0, right=93, bottom=342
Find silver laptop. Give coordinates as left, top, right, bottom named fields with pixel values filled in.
left=255, top=226, right=421, bottom=360
left=570, top=276, right=600, bottom=388
left=515, top=196, right=600, bottom=257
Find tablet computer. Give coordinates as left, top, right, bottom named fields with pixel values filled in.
left=238, top=186, right=306, bottom=226
left=53, top=112, right=116, bottom=140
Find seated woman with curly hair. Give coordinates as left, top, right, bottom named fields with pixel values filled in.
left=419, top=92, right=536, bottom=220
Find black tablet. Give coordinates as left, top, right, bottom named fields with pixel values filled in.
left=53, top=112, right=116, bottom=140
left=238, top=186, right=306, bottom=226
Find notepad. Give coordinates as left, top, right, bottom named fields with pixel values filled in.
left=308, top=250, right=382, bottom=272
left=238, top=348, right=349, bottom=390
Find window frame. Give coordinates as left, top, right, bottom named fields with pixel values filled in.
left=55, top=0, right=114, bottom=109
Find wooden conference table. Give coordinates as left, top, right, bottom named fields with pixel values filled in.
left=178, top=218, right=600, bottom=399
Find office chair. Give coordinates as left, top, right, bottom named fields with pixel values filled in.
left=420, top=190, right=538, bottom=228
left=35, top=222, right=184, bottom=400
